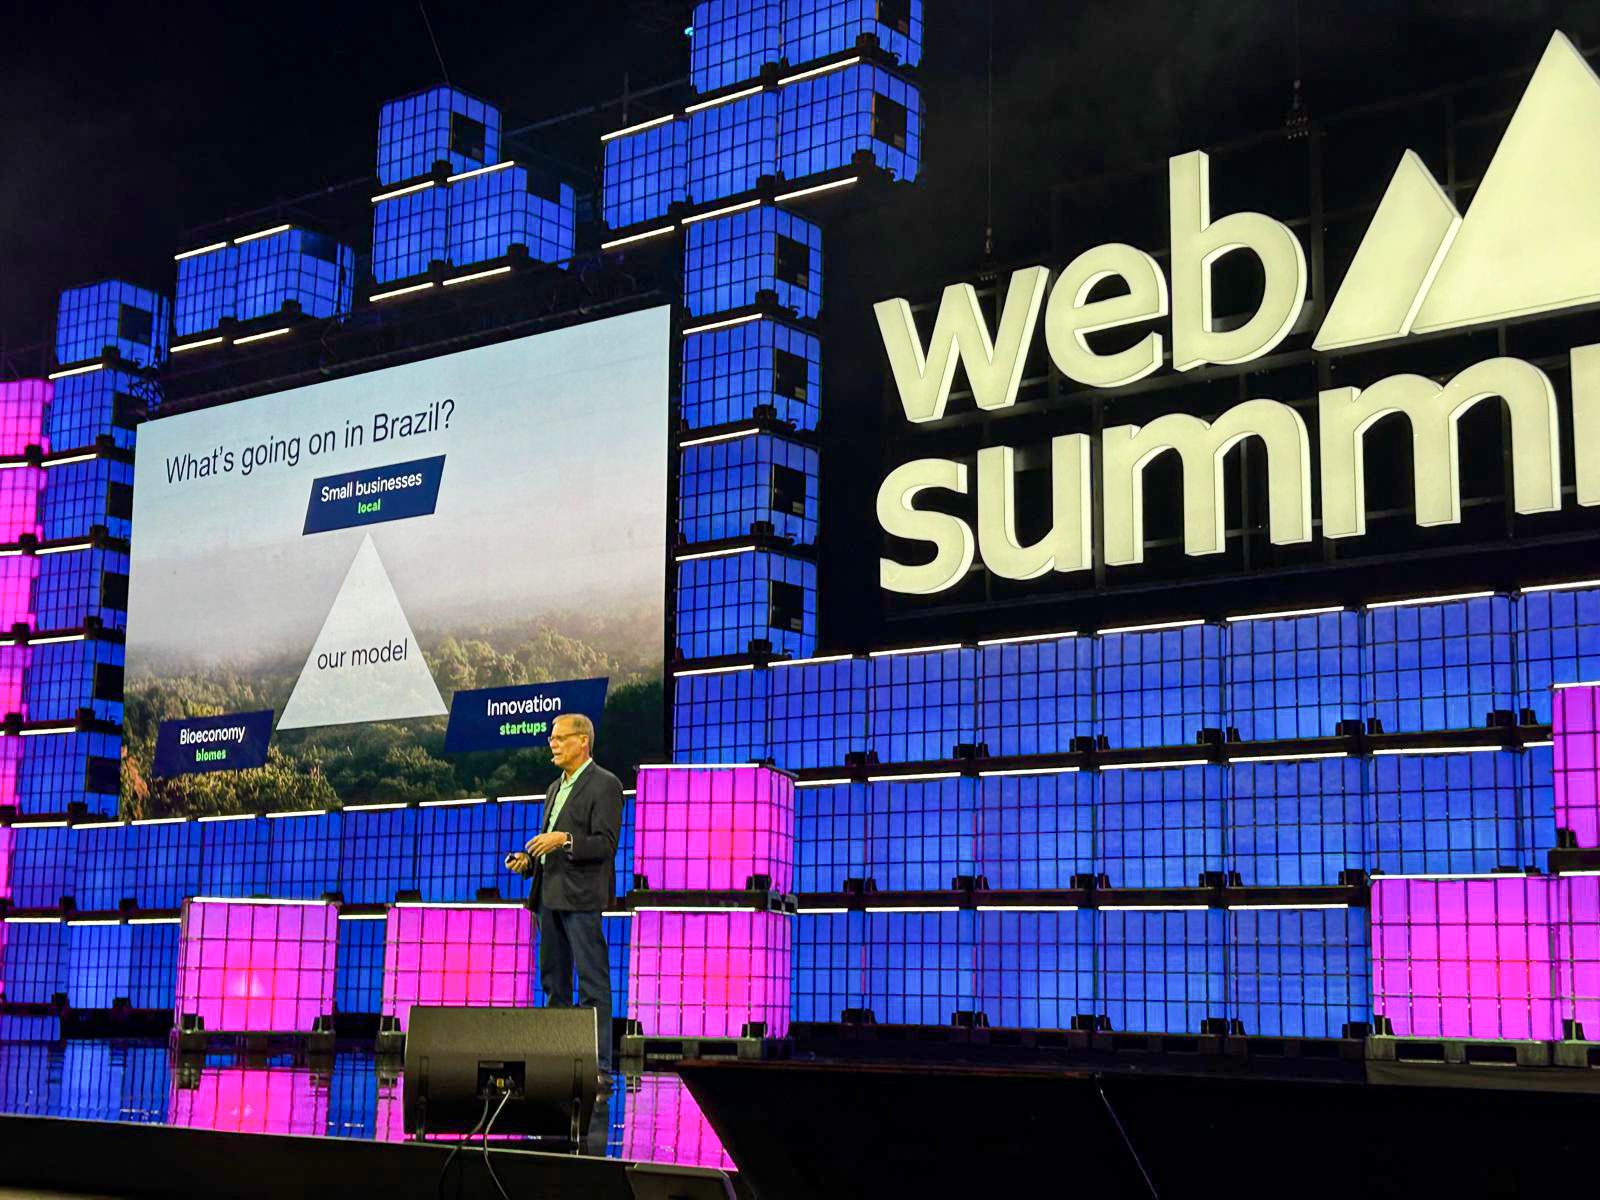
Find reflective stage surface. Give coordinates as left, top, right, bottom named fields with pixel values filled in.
left=0, top=1033, right=733, bottom=1171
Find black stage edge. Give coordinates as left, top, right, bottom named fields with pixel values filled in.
left=677, top=1059, right=1600, bottom=1199
left=0, top=1114, right=746, bottom=1200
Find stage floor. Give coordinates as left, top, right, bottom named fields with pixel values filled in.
left=0, top=1034, right=735, bottom=1172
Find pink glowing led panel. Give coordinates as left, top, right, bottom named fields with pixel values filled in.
left=380, top=905, right=534, bottom=1031
left=0, top=382, right=49, bottom=457
left=0, top=645, right=31, bottom=722
left=168, top=1066, right=329, bottom=1136
left=1371, top=876, right=1559, bottom=1041
left=634, top=765, right=794, bottom=892
left=0, top=739, right=23, bottom=810
left=175, top=899, right=338, bottom=1034
left=1555, top=874, right=1600, bottom=1039
left=0, top=823, right=13, bottom=901
left=0, top=557, right=37, bottom=629
left=628, top=910, right=791, bottom=1039
left=0, top=467, right=43, bottom=542
left=622, top=1073, right=734, bottom=1170
left=1555, top=685, right=1600, bottom=849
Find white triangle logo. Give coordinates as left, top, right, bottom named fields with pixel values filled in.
left=276, top=533, right=447, bottom=731
left=1314, top=31, right=1600, bottom=350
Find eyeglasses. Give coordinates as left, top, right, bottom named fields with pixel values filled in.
left=548, top=732, right=587, bottom=744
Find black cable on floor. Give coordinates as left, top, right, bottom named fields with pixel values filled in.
left=1095, top=1075, right=1160, bottom=1199
left=436, top=1096, right=491, bottom=1200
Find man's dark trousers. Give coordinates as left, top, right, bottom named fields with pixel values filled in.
left=537, top=905, right=612, bottom=1071
left=526, top=760, right=625, bottom=1073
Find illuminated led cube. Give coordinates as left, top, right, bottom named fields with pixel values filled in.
left=633, top=764, right=794, bottom=892
left=379, top=904, right=534, bottom=1031
left=1371, top=875, right=1559, bottom=1041
left=174, top=899, right=338, bottom=1034
left=628, top=909, right=791, bottom=1038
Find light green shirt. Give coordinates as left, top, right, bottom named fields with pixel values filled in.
left=542, top=757, right=591, bottom=859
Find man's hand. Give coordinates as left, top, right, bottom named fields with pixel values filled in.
left=504, top=852, right=533, bottom=874
left=525, top=832, right=569, bottom=857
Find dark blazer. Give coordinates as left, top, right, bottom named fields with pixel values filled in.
left=520, top=761, right=625, bottom=913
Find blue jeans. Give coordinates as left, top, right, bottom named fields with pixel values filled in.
left=537, top=905, right=612, bottom=1071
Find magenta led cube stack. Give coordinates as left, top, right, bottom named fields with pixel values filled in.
left=380, top=904, right=534, bottom=1031
left=1371, top=875, right=1560, bottom=1041
left=628, top=765, right=795, bottom=1040
left=0, top=558, right=37, bottom=629
left=175, top=899, right=338, bottom=1034
left=621, top=1072, right=735, bottom=1170
left=169, top=1067, right=329, bottom=1136
left=629, top=909, right=792, bottom=1038
left=633, top=764, right=794, bottom=891
left=1554, top=684, right=1600, bottom=848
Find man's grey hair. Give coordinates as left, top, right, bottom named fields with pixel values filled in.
left=555, top=712, right=595, bottom=747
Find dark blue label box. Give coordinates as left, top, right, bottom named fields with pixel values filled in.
left=444, top=678, right=610, bottom=753
left=154, top=710, right=275, bottom=776
left=303, top=455, right=446, bottom=534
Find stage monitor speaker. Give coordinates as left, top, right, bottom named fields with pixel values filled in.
left=403, top=1006, right=598, bottom=1140
left=626, top=1162, right=737, bottom=1199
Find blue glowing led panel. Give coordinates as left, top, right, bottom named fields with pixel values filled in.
left=1518, top=588, right=1600, bottom=724
left=337, top=807, right=417, bottom=905
left=681, top=318, right=819, bottom=431
left=335, top=916, right=386, bottom=1016
left=414, top=801, right=503, bottom=903
left=46, top=369, right=148, bottom=453
left=377, top=86, right=501, bottom=185
left=978, top=635, right=1093, bottom=758
left=672, top=667, right=772, bottom=765
left=1227, top=757, right=1369, bottom=887
left=601, top=118, right=689, bottom=230
left=64, top=922, right=134, bottom=1010
left=863, top=909, right=975, bottom=1025
left=1100, top=908, right=1224, bottom=1035
left=1094, top=624, right=1222, bottom=750
left=1371, top=751, right=1527, bottom=875
left=782, top=0, right=924, bottom=69
left=40, top=456, right=134, bottom=541
left=9, top=824, right=75, bottom=908
left=265, top=810, right=343, bottom=900
left=770, top=655, right=867, bottom=771
left=35, top=547, right=129, bottom=632
left=128, top=922, right=180, bottom=1010
left=1366, top=596, right=1515, bottom=734
left=867, top=776, right=974, bottom=892
left=675, top=550, right=816, bottom=660
left=72, top=824, right=134, bottom=912
left=794, top=782, right=869, bottom=892
left=18, top=732, right=121, bottom=818
left=678, top=432, right=818, bottom=545
left=23, top=637, right=124, bottom=724
left=174, top=245, right=236, bottom=338
left=234, top=229, right=355, bottom=324
left=1, top=920, right=65, bottom=1004
left=1227, top=906, right=1371, bottom=1038
left=688, top=90, right=780, bottom=204
left=975, top=908, right=1096, bottom=1031
left=196, top=816, right=271, bottom=899
left=791, top=910, right=868, bottom=1022
left=974, top=771, right=1095, bottom=890
left=1225, top=610, right=1363, bottom=741
left=1098, top=765, right=1224, bottom=889
left=867, top=646, right=976, bottom=764
left=449, top=167, right=576, bottom=269
left=683, top=206, right=823, bottom=319
left=54, top=282, right=169, bottom=369
left=778, top=63, right=921, bottom=182
left=1520, top=743, right=1559, bottom=863
left=691, top=0, right=781, bottom=93
left=125, top=820, right=203, bottom=911
left=371, top=187, right=449, bottom=284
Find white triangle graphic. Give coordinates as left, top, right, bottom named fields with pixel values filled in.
left=1315, top=31, right=1600, bottom=346
left=1414, top=32, right=1600, bottom=332
left=1312, top=150, right=1461, bottom=350
left=276, top=533, right=447, bottom=731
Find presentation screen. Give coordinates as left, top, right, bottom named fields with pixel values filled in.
left=122, top=306, right=671, bottom=815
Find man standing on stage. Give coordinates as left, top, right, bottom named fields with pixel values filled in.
left=504, top=712, right=624, bottom=1080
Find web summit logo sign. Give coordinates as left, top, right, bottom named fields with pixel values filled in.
left=874, top=31, right=1600, bottom=595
